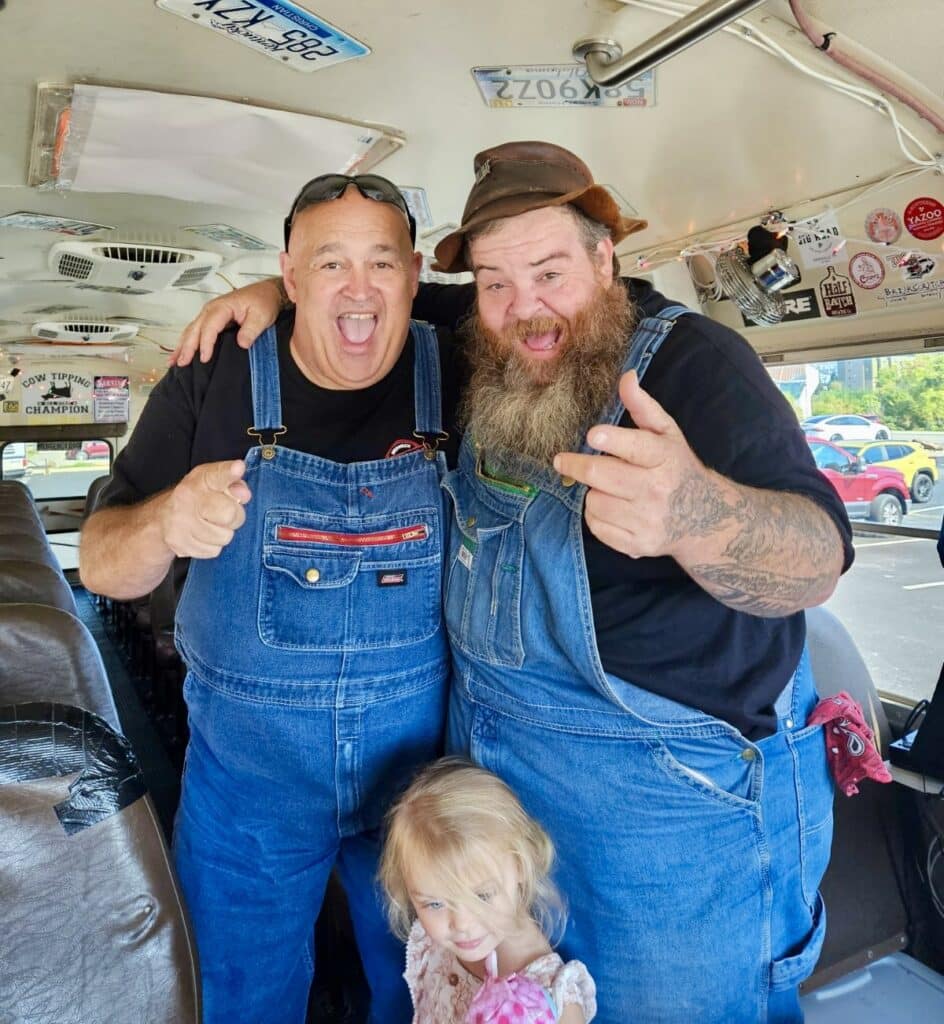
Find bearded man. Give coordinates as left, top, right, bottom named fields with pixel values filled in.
left=175, top=142, right=852, bottom=1024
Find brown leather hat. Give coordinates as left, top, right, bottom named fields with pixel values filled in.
left=432, top=140, right=647, bottom=274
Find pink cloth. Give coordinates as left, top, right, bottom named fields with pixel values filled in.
left=465, top=951, right=556, bottom=1024
left=404, top=921, right=596, bottom=1023
left=807, top=691, right=892, bottom=796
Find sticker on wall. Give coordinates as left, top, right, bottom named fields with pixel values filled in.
left=793, top=211, right=845, bottom=269
left=900, top=252, right=937, bottom=280
left=156, top=0, right=370, bottom=73
left=848, top=252, right=885, bottom=290
left=0, top=377, right=14, bottom=396
left=2, top=401, right=19, bottom=414
left=881, top=278, right=944, bottom=306
left=94, top=375, right=131, bottom=424
left=20, top=372, right=93, bottom=417
left=0, top=212, right=113, bottom=236
left=183, top=225, right=278, bottom=251
left=741, top=287, right=820, bottom=326
left=903, top=197, right=944, bottom=241
left=818, top=266, right=857, bottom=317
left=864, top=208, right=902, bottom=246
left=472, top=65, right=655, bottom=108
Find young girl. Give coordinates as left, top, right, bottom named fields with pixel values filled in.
left=380, top=758, right=596, bottom=1024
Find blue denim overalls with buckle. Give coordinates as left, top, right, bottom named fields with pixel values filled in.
left=173, top=322, right=449, bottom=1024
left=443, top=305, right=834, bottom=1024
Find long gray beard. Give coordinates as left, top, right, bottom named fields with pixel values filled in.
left=460, top=283, right=637, bottom=467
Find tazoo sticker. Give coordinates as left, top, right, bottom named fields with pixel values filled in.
left=848, top=252, right=885, bottom=290
left=20, top=372, right=93, bottom=416
left=904, top=197, right=944, bottom=241
left=864, top=208, right=902, bottom=245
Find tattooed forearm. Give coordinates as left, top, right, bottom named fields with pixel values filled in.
left=687, top=563, right=828, bottom=618
left=668, top=470, right=844, bottom=616
left=664, top=470, right=741, bottom=544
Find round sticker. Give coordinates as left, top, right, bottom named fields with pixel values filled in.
left=904, top=197, right=944, bottom=241
left=848, top=252, right=885, bottom=290
left=864, top=207, right=902, bottom=245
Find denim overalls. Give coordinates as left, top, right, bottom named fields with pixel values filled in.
left=443, top=306, right=834, bottom=1024
left=173, top=322, right=449, bottom=1024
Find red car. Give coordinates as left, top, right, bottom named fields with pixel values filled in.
left=807, top=438, right=910, bottom=525
left=65, top=440, right=111, bottom=461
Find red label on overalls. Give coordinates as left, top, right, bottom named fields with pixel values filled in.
left=276, top=524, right=428, bottom=546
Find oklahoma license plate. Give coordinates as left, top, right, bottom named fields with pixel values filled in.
left=156, top=0, right=369, bottom=72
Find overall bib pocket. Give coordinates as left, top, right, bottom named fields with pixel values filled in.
left=442, top=471, right=524, bottom=669
left=259, top=508, right=441, bottom=651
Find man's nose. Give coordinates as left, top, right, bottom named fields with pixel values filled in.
left=343, top=264, right=372, bottom=300
left=507, top=285, right=545, bottom=323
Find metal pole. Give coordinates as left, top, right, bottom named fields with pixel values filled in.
left=574, top=0, right=770, bottom=87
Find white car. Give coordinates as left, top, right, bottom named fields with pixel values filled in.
left=1, top=443, right=28, bottom=479
left=802, top=414, right=890, bottom=442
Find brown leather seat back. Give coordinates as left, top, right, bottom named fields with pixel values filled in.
left=0, top=604, right=200, bottom=1023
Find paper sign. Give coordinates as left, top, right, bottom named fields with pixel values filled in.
left=184, top=224, right=278, bottom=250
left=94, top=375, right=131, bottom=423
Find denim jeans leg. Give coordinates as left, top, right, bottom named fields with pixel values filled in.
left=336, top=831, right=413, bottom=1024
left=173, top=706, right=337, bottom=1024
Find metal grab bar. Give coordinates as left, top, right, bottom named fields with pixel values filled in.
left=574, top=0, right=770, bottom=87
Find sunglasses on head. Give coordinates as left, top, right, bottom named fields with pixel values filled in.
left=283, top=173, right=417, bottom=248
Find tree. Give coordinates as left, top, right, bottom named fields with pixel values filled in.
left=875, top=354, right=944, bottom=430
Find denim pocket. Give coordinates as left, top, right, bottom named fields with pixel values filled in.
left=258, top=508, right=441, bottom=651
left=646, top=734, right=761, bottom=813
left=442, top=472, right=524, bottom=669
left=770, top=891, right=827, bottom=992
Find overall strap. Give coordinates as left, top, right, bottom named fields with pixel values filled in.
left=583, top=304, right=694, bottom=449
left=410, top=319, right=448, bottom=456
left=247, top=326, right=286, bottom=449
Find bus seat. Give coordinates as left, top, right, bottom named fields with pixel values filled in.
left=806, top=605, right=891, bottom=752
left=0, top=479, right=36, bottom=509
left=0, top=560, right=77, bottom=615
left=0, top=603, right=200, bottom=1022
left=84, top=473, right=111, bottom=520
left=0, top=532, right=61, bottom=572
left=801, top=606, right=909, bottom=993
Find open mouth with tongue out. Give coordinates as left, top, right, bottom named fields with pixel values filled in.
left=520, top=327, right=562, bottom=360
left=337, top=312, right=378, bottom=347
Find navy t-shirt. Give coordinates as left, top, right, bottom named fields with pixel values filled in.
left=413, top=279, right=854, bottom=739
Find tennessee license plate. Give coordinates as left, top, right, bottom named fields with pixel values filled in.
left=156, top=0, right=369, bottom=72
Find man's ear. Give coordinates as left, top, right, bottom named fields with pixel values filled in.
left=279, top=251, right=298, bottom=304
left=409, top=250, right=423, bottom=297
left=595, top=236, right=616, bottom=286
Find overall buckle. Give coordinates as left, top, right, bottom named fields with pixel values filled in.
left=247, top=425, right=287, bottom=460
left=412, top=429, right=450, bottom=461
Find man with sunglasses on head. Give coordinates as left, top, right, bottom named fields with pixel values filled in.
left=80, top=174, right=463, bottom=1024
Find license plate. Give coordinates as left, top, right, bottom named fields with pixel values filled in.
left=156, top=0, right=369, bottom=73
left=472, top=65, right=655, bottom=108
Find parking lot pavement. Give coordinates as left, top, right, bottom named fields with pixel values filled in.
left=825, top=530, right=943, bottom=705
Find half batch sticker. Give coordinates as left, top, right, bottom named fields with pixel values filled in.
left=904, top=197, right=944, bottom=241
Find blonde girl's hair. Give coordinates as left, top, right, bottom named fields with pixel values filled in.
left=378, top=757, right=564, bottom=942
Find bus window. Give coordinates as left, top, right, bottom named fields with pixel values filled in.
left=774, top=351, right=944, bottom=705
left=13, top=440, right=112, bottom=502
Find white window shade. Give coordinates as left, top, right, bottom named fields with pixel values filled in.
left=51, top=85, right=402, bottom=213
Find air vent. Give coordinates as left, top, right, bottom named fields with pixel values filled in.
left=57, top=252, right=95, bottom=280
left=49, top=241, right=222, bottom=292
left=31, top=320, right=140, bottom=343
left=98, top=244, right=194, bottom=264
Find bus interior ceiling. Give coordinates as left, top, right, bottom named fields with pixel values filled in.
left=1, top=2, right=944, bottom=1022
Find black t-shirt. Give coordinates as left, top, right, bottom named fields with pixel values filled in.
left=414, top=279, right=854, bottom=739
left=100, top=310, right=463, bottom=508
